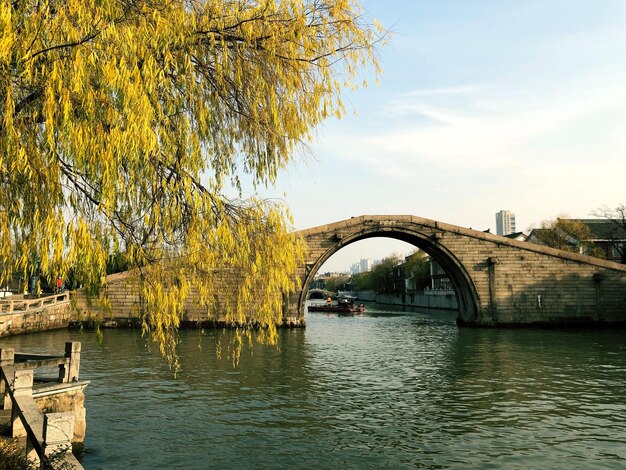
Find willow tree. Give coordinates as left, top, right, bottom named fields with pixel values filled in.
left=0, top=0, right=382, bottom=363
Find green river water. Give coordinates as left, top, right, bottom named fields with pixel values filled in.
left=2, top=305, right=626, bottom=469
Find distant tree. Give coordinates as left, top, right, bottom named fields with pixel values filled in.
left=351, top=270, right=372, bottom=291
left=531, top=217, right=604, bottom=258
left=351, top=255, right=401, bottom=293
left=0, top=0, right=383, bottom=365
left=592, top=204, right=626, bottom=263
left=403, top=250, right=430, bottom=290
left=323, top=275, right=351, bottom=293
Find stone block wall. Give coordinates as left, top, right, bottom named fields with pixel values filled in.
left=72, top=270, right=241, bottom=325
left=0, top=301, right=73, bottom=337
left=73, top=272, right=142, bottom=324
left=439, top=230, right=626, bottom=325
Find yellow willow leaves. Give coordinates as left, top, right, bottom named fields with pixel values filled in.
left=0, top=3, right=13, bottom=63
left=0, top=0, right=382, bottom=368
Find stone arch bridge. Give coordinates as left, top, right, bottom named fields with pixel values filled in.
left=306, top=289, right=334, bottom=300
left=283, top=215, right=626, bottom=327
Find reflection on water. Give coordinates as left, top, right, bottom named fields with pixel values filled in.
left=1, top=306, right=625, bottom=469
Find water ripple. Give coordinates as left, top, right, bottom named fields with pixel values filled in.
left=2, top=309, right=625, bottom=469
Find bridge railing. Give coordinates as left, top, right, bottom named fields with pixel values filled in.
left=0, top=292, right=70, bottom=314
left=0, top=343, right=83, bottom=469
left=424, top=288, right=455, bottom=296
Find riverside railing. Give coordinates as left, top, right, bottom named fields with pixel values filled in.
left=0, top=342, right=83, bottom=469
left=0, top=292, right=70, bottom=314
left=424, top=288, right=455, bottom=296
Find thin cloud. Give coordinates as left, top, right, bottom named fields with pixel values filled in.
left=403, top=85, right=480, bottom=97
left=320, top=72, right=626, bottom=184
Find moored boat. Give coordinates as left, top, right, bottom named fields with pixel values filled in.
left=308, top=304, right=358, bottom=314
left=308, top=296, right=364, bottom=315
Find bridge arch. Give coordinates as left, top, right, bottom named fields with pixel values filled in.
left=307, top=288, right=333, bottom=300
left=286, top=215, right=626, bottom=327
left=297, top=225, right=479, bottom=323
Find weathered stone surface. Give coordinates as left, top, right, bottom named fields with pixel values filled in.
left=12, top=370, right=34, bottom=396
left=43, top=412, right=74, bottom=453
left=0, top=348, right=14, bottom=363
left=35, top=386, right=88, bottom=449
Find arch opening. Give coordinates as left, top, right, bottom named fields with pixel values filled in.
left=308, top=289, right=330, bottom=300
left=299, top=228, right=479, bottom=322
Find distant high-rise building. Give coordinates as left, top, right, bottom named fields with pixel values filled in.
left=495, top=210, right=516, bottom=236
left=350, top=258, right=373, bottom=274
left=350, top=262, right=360, bottom=275
left=359, top=258, right=372, bottom=273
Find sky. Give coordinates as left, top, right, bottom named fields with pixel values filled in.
left=264, top=1, right=626, bottom=272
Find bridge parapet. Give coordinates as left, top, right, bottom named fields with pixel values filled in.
left=0, top=343, right=88, bottom=468
left=0, top=292, right=73, bottom=337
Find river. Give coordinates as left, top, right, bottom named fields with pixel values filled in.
left=2, top=305, right=625, bottom=469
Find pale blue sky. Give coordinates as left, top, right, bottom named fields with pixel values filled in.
left=266, top=1, right=626, bottom=272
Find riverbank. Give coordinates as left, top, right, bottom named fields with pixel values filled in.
left=339, top=290, right=458, bottom=311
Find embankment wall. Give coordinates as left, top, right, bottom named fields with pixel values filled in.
left=0, top=300, right=73, bottom=337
